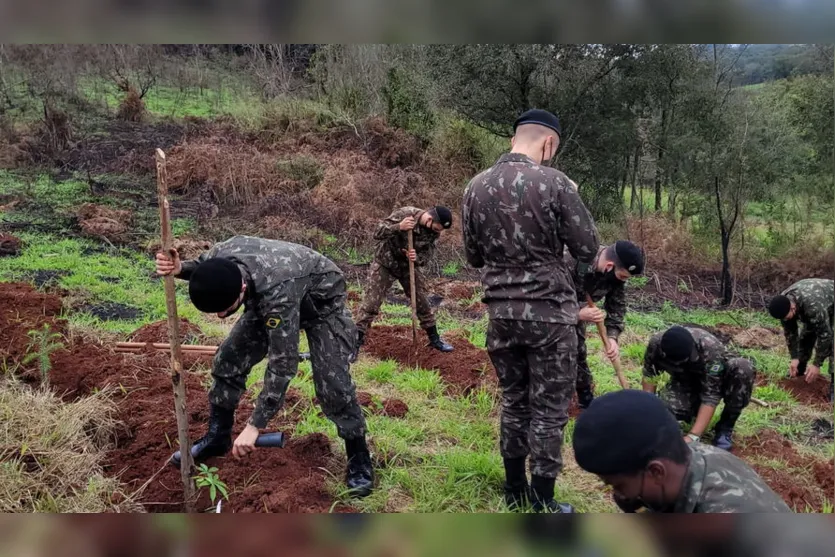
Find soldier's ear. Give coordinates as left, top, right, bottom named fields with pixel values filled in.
left=646, top=460, right=667, bottom=482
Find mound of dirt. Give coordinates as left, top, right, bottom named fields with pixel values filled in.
left=129, top=318, right=205, bottom=344
left=146, top=238, right=212, bottom=261
left=0, top=282, right=353, bottom=513
left=0, top=233, right=21, bottom=256
left=779, top=376, right=832, bottom=408
left=76, top=203, right=133, bottom=242
left=355, top=391, right=409, bottom=418
left=363, top=325, right=496, bottom=395
left=735, top=430, right=834, bottom=512
left=714, top=323, right=783, bottom=350
left=76, top=202, right=133, bottom=223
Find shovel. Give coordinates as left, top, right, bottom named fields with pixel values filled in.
left=169, top=431, right=286, bottom=466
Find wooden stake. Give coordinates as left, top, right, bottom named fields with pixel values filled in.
left=586, top=294, right=630, bottom=390
left=155, top=148, right=195, bottom=512
left=407, top=229, right=418, bottom=344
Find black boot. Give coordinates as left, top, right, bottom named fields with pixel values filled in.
left=349, top=330, right=366, bottom=364
left=170, top=404, right=234, bottom=467
left=426, top=326, right=454, bottom=352
left=531, top=475, right=575, bottom=513
left=345, top=437, right=374, bottom=498
left=577, top=388, right=595, bottom=410
left=712, top=408, right=742, bottom=451
left=503, top=457, right=530, bottom=511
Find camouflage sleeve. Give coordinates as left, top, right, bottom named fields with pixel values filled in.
left=700, top=344, right=726, bottom=407
left=643, top=335, right=662, bottom=378
left=782, top=319, right=800, bottom=359
left=807, top=310, right=833, bottom=367
left=373, top=208, right=413, bottom=242
left=248, top=286, right=302, bottom=429
left=177, top=246, right=216, bottom=280
left=603, top=281, right=627, bottom=340
left=554, top=177, right=600, bottom=264
left=415, top=236, right=436, bottom=268
left=462, top=188, right=485, bottom=268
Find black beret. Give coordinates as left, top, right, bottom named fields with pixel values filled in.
left=573, top=390, right=684, bottom=476
left=660, top=326, right=694, bottom=363
left=767, top=295, right=791, bottom=320
left=513, top=109, right=562, bottom=137
left=614, top=240, right=645, bottom=275
left=188, top=257, right=243, bottom=313
left=429, top=206, right=453, bottom=229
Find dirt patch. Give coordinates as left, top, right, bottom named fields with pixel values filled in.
left=146, top=238, right=212, bottom=261
left=0, top=233, right=21, bottom=256
left=714, top=323, right=783, bottom=350
left=363, top=325, right=495, bottom=395
left=27, top=269, right=70, bottom=288
left=76, top=203, right=133, bottom=242
left=354, top=391, right=409, bottom=418
left=779, top=376, right=832, bottom=409
left=734, top=429, right=834, bottom=512
left=79, top=302, right=143, bottom=321
left=129, top=318, right=205, bottom=344
left=0, top=282, right=352, bottom=513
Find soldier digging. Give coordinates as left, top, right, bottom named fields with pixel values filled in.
left=462, top=108, right=599, bottom=512
left=352, top=205, right=455, bottom=361
left=155, top=236, right=374, bottom=498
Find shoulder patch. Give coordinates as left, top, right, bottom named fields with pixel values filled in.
left=265, top=316, right=282, bottom=329
left=708, top=363, right=724, bottom=375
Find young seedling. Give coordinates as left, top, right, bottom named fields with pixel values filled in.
left=22, top=324, right=64, bottom=387
left=193, top=463, right=229, bottom=508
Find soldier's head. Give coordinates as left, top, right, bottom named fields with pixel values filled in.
left=573, top=390, right=691, bottom=513
left=767, top=294, right=796, bottom=321
left=511, top=109, right=561, bottom=166
left=660, top=326, right=696, bottom=364
left=597, top=241, right=645, bottom=281
left=420, top=206, right=453, bottom=233
left=189, top=258, right=247, bottom=318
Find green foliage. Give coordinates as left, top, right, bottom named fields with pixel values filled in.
left=431, top=117, right=505, bottom=171
left=442, top=261, right=460, bottom=277
left=193, top=464, right=229, bottom=506
left=382, top=67, right=436, bottom=141
left=22, top=324, right=63, bottom=385
left=275, top=155, right=325, bottom=190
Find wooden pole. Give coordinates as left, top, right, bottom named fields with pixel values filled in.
left=407, top=230, right=418, bottom=343
left=585, top=294, right=630, bottom=390
left=155, top=148, right=196, bottom=512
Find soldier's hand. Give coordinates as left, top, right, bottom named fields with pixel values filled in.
left=789, top=359, right=800, bottom=378
left=605, top=338, right=619, bottom=361
left=155, top=248, right=182, bottom=276
left=578, top=306, right=605, bottom=324
left=232, top=424, right=259, bottom=459
left=399, top=216, right=417, bottom=231
left=805, top=364, right=821, bottom=383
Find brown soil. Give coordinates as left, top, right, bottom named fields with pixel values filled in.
left=76, top=203, right=133, bottom=242
left=1, top=282, right=352, bottom=513
left=734, top=429, right=834, bottom=512
left=714, top=323, right=783, bottom=350
left=146, top=239, right=212, bottom=261
left=0, top=233, right=21, bottom=256
left=779, top=376, right=832, bottom=409
left=354, top=391, right=409, bottom=418
left=128, top=318, right=205, bottom=344
left=363, top=325, right=496, bottom=395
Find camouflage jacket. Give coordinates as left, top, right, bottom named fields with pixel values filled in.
left=672, top=442, right=790, bottom=513
left=373, top=206, right=439, bottom=274
left=462, top=153, right=599, bottom=323
left=567, top=247, right=627, bottom=339
left=643, top=327, right=731, bottom=407
left=179, top=236, right=346, bottom=428
left=779, top=278, right=834, bottom=367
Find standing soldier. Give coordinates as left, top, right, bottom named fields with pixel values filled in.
left=767, top=278, right=834, bottom=402
left=462, top=109, right=599, bottom=512
left=569, top=240, right=645, bottom=409
left=642, top=325, right=756, bottom=451
left=155, top=235, right=374, bottom=498
left=353, top=206, right=455, bottom=360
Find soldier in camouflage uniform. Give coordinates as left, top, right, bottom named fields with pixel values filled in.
left=156, top=235, right=373, bottom=497
left=568, top=240, right=645, bottom=409
left=642, top=325, right=755, bottom=451
left=462, top=109, right=599, bottom=512
left=768, top=278, right=834, bottom=402
left=574, top=389, right=790, bottom=513
left=353, top=206, right=454, bottom=360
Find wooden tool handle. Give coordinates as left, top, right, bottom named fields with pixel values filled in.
left=407, top=229, right=418, bottom=341
left=586, top=294, right=629, bottom=389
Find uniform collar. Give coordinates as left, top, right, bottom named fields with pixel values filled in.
left=498, top=152, right=539, bottom=165
left=673, top=446, right=705, bottom=513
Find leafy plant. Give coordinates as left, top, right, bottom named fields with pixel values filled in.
left=22, top=324, right=63, bottom=386
left=442, top=262, right=460, bottom=277
left=193, top=463, right=229, bottom=506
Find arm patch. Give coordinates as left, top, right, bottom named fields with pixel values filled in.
left=265, top=316, right=282, bottom=329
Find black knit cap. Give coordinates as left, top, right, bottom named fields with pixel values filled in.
left=573, top=390, right=684, bottom=475
left=429, top=206, right=453, bottom=229
left=660, top=326, right=694, bottom=363
left=768, top=295, right=792, bottom=320
left=614, top=240, right=645, bottom=275
left=188, top=258, right=243, bottom=313
left=513, top=109, right=562, bottom=138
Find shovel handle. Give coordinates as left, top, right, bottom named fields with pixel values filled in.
left=254, top=432, right=286, bottom=448
left=585, top=294, right=630, bottom=390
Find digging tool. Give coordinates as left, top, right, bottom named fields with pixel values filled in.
left=586, top=294, right=630, bottom=390
left=156, top=148, right=196, bottom=512
left=170, top=431, right=286, bottom=466
left=407, top=229, right=418, bottom=344
left=114, top=342, right=311, bottom=361
left=750, top=397, right=769, bottom=408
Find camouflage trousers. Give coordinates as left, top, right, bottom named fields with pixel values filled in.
left=660, top=358, right=756, bottom=422
left=574, top=323, right=594, bottom=395
left=355, top=261, right=435, bottom=333
left=487, top=319, right=577, bottom=479
left=209, top=308, right=367, bottom=440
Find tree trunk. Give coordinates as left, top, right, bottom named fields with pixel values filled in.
left=720, top=230, right=733, bottom=305
left=629, top=144, right=640, bottom=210
left=654, top=108, right=667, bottom=212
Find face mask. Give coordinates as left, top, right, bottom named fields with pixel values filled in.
left=540, top=140, right=555, bottom=167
